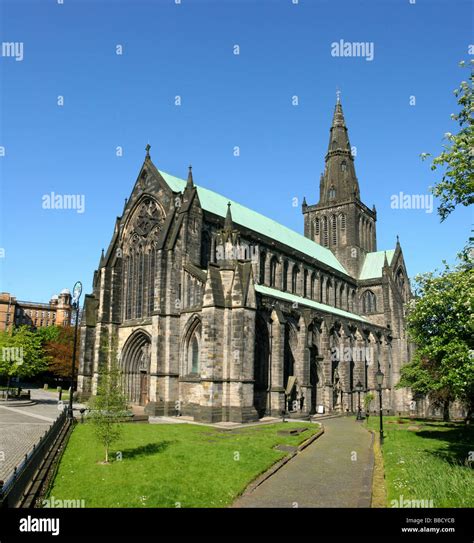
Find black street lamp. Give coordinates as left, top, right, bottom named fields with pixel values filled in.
left=68, top=281, right=82, bottom=419
left=375, top=368, right=384, bottom=445
left=355, top=380, right=364, bottom=421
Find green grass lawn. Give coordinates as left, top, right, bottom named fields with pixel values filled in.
left=47, top=421, right=320, bottom=508
left=366, top=416, right=473, bottom=507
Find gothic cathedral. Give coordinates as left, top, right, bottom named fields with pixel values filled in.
left=78, top=98, right=413, bottom=422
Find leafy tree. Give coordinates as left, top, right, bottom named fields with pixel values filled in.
left=41, top=325, right=79, bottom=379
left=0, top=326, right=49, bottom=385
left=398, top=248, right=474, bottom=422
left=421, top=60, right=474, bottom=221
left=88, top=334, right=129, bottom=463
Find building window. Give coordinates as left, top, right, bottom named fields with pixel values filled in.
left=340, top=214, right=346, bottom=230
left=283, top=260, right=288, bottom=291
left=328, top=186, right=336, bottom=200
left=362, top=290, right=377, bottom=313
left=315, top=218, right=320, bottom=236
left=341, top=161, right=347, bottom=172
left=292, top=266, right=299, bottom=294
left=186, top=321, right=201, bottom=375
left=190, top=335, right=199, bottom=373
left=259, top=251, right=266, bottom=285
left=270, top=257, right=278, bottom=288
left=322, top=216, right=328, bottom=247
left=331, top=215, right=337, bottom=245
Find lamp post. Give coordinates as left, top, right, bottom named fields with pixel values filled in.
left=375, top=368, right=384, bottom=445
left=68, top=281, right=82, bottom=420
left=355, top=380, right=363, bottom=421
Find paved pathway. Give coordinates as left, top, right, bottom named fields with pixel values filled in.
left=0, top=388, right=74, bottom=483
left=233, top=417, right=374, bottom=508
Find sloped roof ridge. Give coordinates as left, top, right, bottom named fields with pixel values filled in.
left=159, top=169, right=348, bottom=276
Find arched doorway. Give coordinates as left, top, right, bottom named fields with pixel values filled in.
left=121, top=330, right=151, bottom=406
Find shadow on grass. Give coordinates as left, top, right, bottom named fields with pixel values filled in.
left=414, top=427, right=473, bottom=466
left=118, top=441, right=175, bottom=460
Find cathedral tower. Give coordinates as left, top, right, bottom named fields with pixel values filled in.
left=302, top=96, right=377, bottom=277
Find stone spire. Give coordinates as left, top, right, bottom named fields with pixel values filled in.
left=319, top=95, right=360, bottom=204
left=186, top=165, right=194, bottom=189
left=224, top=201, right=233, bottom=232
left=215, top=202, right=241, bottom=264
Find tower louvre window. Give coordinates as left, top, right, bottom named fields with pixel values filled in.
left=315, top=218, right=320, bottom=235
left=341, top=161, right=347, bottom=172
left=331, top=215, right=337, bottom=245
left=328, top=186, right=336, bottom=200
left=341, top=214, right=346, bottom=230
left=322, top=216, right=328, bottom=247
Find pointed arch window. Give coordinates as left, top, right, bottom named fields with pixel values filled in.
left=331, top=214, right=337, bottom=245
left=259, top=251, right=266, bottom=285
left=270, top=256, right=278, bottom=287
left=362, top=290, right=377, bottom=314
left=292, top=266, right=299, bottom=294
left=341, top=161, right=347, bottom=172
left=340, top=213, right=346, bottom=230
left=328, top=186, right=336, bottom=200
left=322, top=216, right=329, bottom=247
left=314, top=218, right=320, bottom=236
left=186, top=320, right=201, bottom=375
left=148, top=249, right=155, bottom=315
left=283, top=260, right=289, bottom=291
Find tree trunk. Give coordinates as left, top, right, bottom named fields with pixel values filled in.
left=105, top=446, right=108, bottom=463
left=464, top=405, right=472, bottom=426
left=443, top=400, right=450, bottom=422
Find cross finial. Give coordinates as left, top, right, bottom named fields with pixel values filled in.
left=145, top=143, right=151, bottom=157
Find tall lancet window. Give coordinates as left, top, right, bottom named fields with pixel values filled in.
left=331, top=215, right=337, bottom=245
left=148, top=249, right=155, bottom=315
left=122, top=197, right=164, bottom=321
left=322, top=216, right=328, bottom=247
left=328, top=186, right=336, bottom=200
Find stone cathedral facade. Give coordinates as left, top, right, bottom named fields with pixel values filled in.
left=77, top=99, right=413, bottom=422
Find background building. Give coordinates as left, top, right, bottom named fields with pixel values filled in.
left=0, top=289, right=72, bottom=331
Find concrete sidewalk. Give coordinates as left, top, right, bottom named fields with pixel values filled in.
left=233, top=417, right=374, bottom=508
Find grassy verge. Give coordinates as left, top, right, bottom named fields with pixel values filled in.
left=47, top=421, right=319, bottom=508
left=366, top=416, right=473, bottom=507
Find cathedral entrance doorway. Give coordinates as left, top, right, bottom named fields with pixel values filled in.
left=121, top=330, right=151, bottom=406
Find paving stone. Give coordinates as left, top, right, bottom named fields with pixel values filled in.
left=233, top=417, right=374, bottom=508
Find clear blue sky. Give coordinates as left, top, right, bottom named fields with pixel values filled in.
left=0, top=0, right=472, bottom=302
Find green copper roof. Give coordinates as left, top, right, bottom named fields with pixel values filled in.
left=255, top=284, right=369, bottom=323
left=359, top=249, right=395, bottom=280
left=159, top=170, right=348, bottom=276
